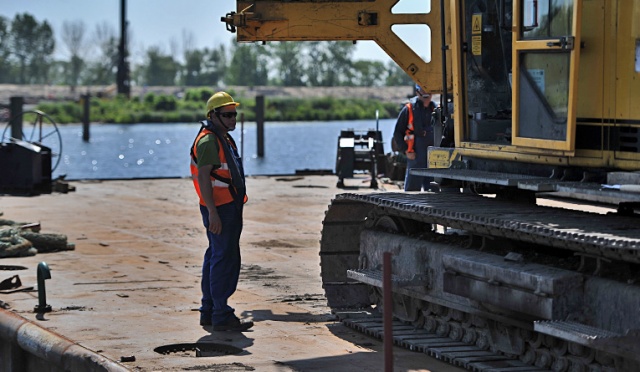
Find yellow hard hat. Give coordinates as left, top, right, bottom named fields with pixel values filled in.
left=206, top=91, right=239, bottom=115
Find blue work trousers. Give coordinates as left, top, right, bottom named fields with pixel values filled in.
left=404, top=135, right=433, bottom=191
left=199, top=202, right=243, bottom=325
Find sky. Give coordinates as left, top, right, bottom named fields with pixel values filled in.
left=1, top=0, right=430, bottom=65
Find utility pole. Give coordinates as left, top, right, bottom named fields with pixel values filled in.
left=117, top=0, right=130, bottom=97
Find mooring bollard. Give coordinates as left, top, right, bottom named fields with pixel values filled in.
left=9, top=96, right=24, bottom=139
left=34, top=262, right=52, bottom=314
left=256, top=95, right=264, bottom=158
left=81, top=94, right=91, bottom=142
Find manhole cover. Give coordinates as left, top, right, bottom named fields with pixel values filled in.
left=154, top=343, right=243, bottom=357
left=0, top=265, right=27, bottom=271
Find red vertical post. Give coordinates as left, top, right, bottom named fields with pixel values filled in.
left=383, top=251, right=393, bottom=372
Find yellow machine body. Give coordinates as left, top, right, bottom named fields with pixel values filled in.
left=223, top=0, right=640, bottom=176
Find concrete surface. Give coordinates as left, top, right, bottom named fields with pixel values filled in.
left=0, top=175, right=462, bottom=372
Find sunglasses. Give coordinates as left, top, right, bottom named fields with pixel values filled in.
left=218, top=112, right=237, bottom=119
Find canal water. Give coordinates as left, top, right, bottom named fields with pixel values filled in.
left=53, top=119, right=397, bottom=180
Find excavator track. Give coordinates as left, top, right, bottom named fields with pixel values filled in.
left=330, top=192, right=640, bottom=264
left=320, top=192, right=640, bottom=371
left=337, top=313, right=554, bottom=372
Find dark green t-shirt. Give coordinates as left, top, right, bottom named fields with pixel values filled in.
left=196, top=133, right=221, bottom=169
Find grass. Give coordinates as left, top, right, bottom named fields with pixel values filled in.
left=36, top=87, right=400, bottom=124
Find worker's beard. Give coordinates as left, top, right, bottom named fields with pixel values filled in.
left=223, top=122, right=236, bottom=131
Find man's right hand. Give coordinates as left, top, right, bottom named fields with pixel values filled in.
left=208, top=209, right=222, bottom=234
left=406, top=152, right=416, bottom=160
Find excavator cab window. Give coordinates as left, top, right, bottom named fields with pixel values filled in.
left=517, top=52, right=570, bottom=140
left=521, top=0, right=573, bottom=39
left=511, top=0, right=581, bottom=151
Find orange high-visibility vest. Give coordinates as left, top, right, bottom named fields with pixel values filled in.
left=190, top=128, right=247, bottom=207
left=404, top=102, right=415, bottom=153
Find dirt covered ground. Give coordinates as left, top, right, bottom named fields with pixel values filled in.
left=0, top=176, right=462, bottom=372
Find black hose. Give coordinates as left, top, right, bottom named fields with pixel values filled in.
left=440, top=0, right=449, bottom=124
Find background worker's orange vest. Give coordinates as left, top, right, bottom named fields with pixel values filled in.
left=404, top=102, right=415, bottom=153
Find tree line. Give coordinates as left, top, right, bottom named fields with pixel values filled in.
left=0, top=13, right=414, bottom=89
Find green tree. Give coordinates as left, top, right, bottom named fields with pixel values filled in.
left=305, top=42, right=325, bottom=87
left=0, top=16, right=12, bottom=83
left=10, top=13, right=55, bottom=84
left=226, top=43, right=268, bottom=86
left=385, top=60, right=413, bottom=86
left=142, top=46, right=179, bottom=85
left=60, top=20, right=86, bottom=90
left=325, top=41, right=356, bottom=86
left=305, top=41, right=356, bottom=86
left=352, top=60, right=387, bottom=87
left=267, top=42, right=305, bottom=86
left=201, top=45, right=228, bottom=86
left=182, top=49, right=204, bottom=86
left=83, top=22, right=119, bottom=85
left=181, top=45, right=229, bottom=86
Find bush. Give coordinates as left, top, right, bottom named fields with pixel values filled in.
left=36, top=90, right=399, bottom=124
left=37, top=102, right=82, bottom=124
left=153, top=95, right=177, bottom=111
left=184, top=87, right=214, bottom=102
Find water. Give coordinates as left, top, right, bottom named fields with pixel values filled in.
left=52, top=119, right=397, bottom=180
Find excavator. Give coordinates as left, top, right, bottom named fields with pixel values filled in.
left=222, top=1, right=640, bottom=370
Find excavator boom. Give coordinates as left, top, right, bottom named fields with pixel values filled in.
left=222, top=0, right=451, bottom=92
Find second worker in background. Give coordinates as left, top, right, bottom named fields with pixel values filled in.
left=393, top=84, right=438, bottom=192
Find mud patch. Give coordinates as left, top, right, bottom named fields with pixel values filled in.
left=0, top=265, right=27, bottom=271
left=292, top=185, right=328, bottom=189
left=59, top=305, right=91, bottom=311
left=271, top=294, right=333, bottom=319
left=154, top=343, right=243, bottom=358
left=275, top=177, right=304, bottom=182
left=277, top=293, right=325, bottom=303
left=251, top=239, right=299, bottom=248
left=182, top=363, right=255, bottom=371
left=241, top=264, right=287, bottom=281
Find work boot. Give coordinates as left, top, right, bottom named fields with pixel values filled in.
left=212, top=316, right=254, bottom=332
left=199, top=312, right=212, bottom=326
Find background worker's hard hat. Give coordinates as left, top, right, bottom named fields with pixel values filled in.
left=206, top=91, right=240, bottom=115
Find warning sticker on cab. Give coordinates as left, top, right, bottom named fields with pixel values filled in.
left=472, top=36, right=482, bottom=56
left=472, top=14, right=482, bottom=35
left=428, top=148, right=457, bottom=169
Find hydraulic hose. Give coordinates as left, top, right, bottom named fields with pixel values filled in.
left=440, top=0, right=449, bottom=123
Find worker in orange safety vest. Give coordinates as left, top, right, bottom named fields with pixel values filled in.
left=189, top=91, right=253, bottom=332
left=393, top=84, right=438, bottom=191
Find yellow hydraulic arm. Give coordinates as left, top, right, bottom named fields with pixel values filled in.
left=221, top=0, right=451, bottom=92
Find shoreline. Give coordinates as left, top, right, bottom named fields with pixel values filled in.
left=0, top=84, right=414, bottom=105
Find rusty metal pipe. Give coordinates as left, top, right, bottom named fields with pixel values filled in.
left=0, top=308, right=128, bottom=371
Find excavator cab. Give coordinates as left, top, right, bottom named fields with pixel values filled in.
left=222, top=1, right=640, bottom=195
left=452, top=0, right=581, bottom=152
left=430, top=0, right=640, bottom=204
